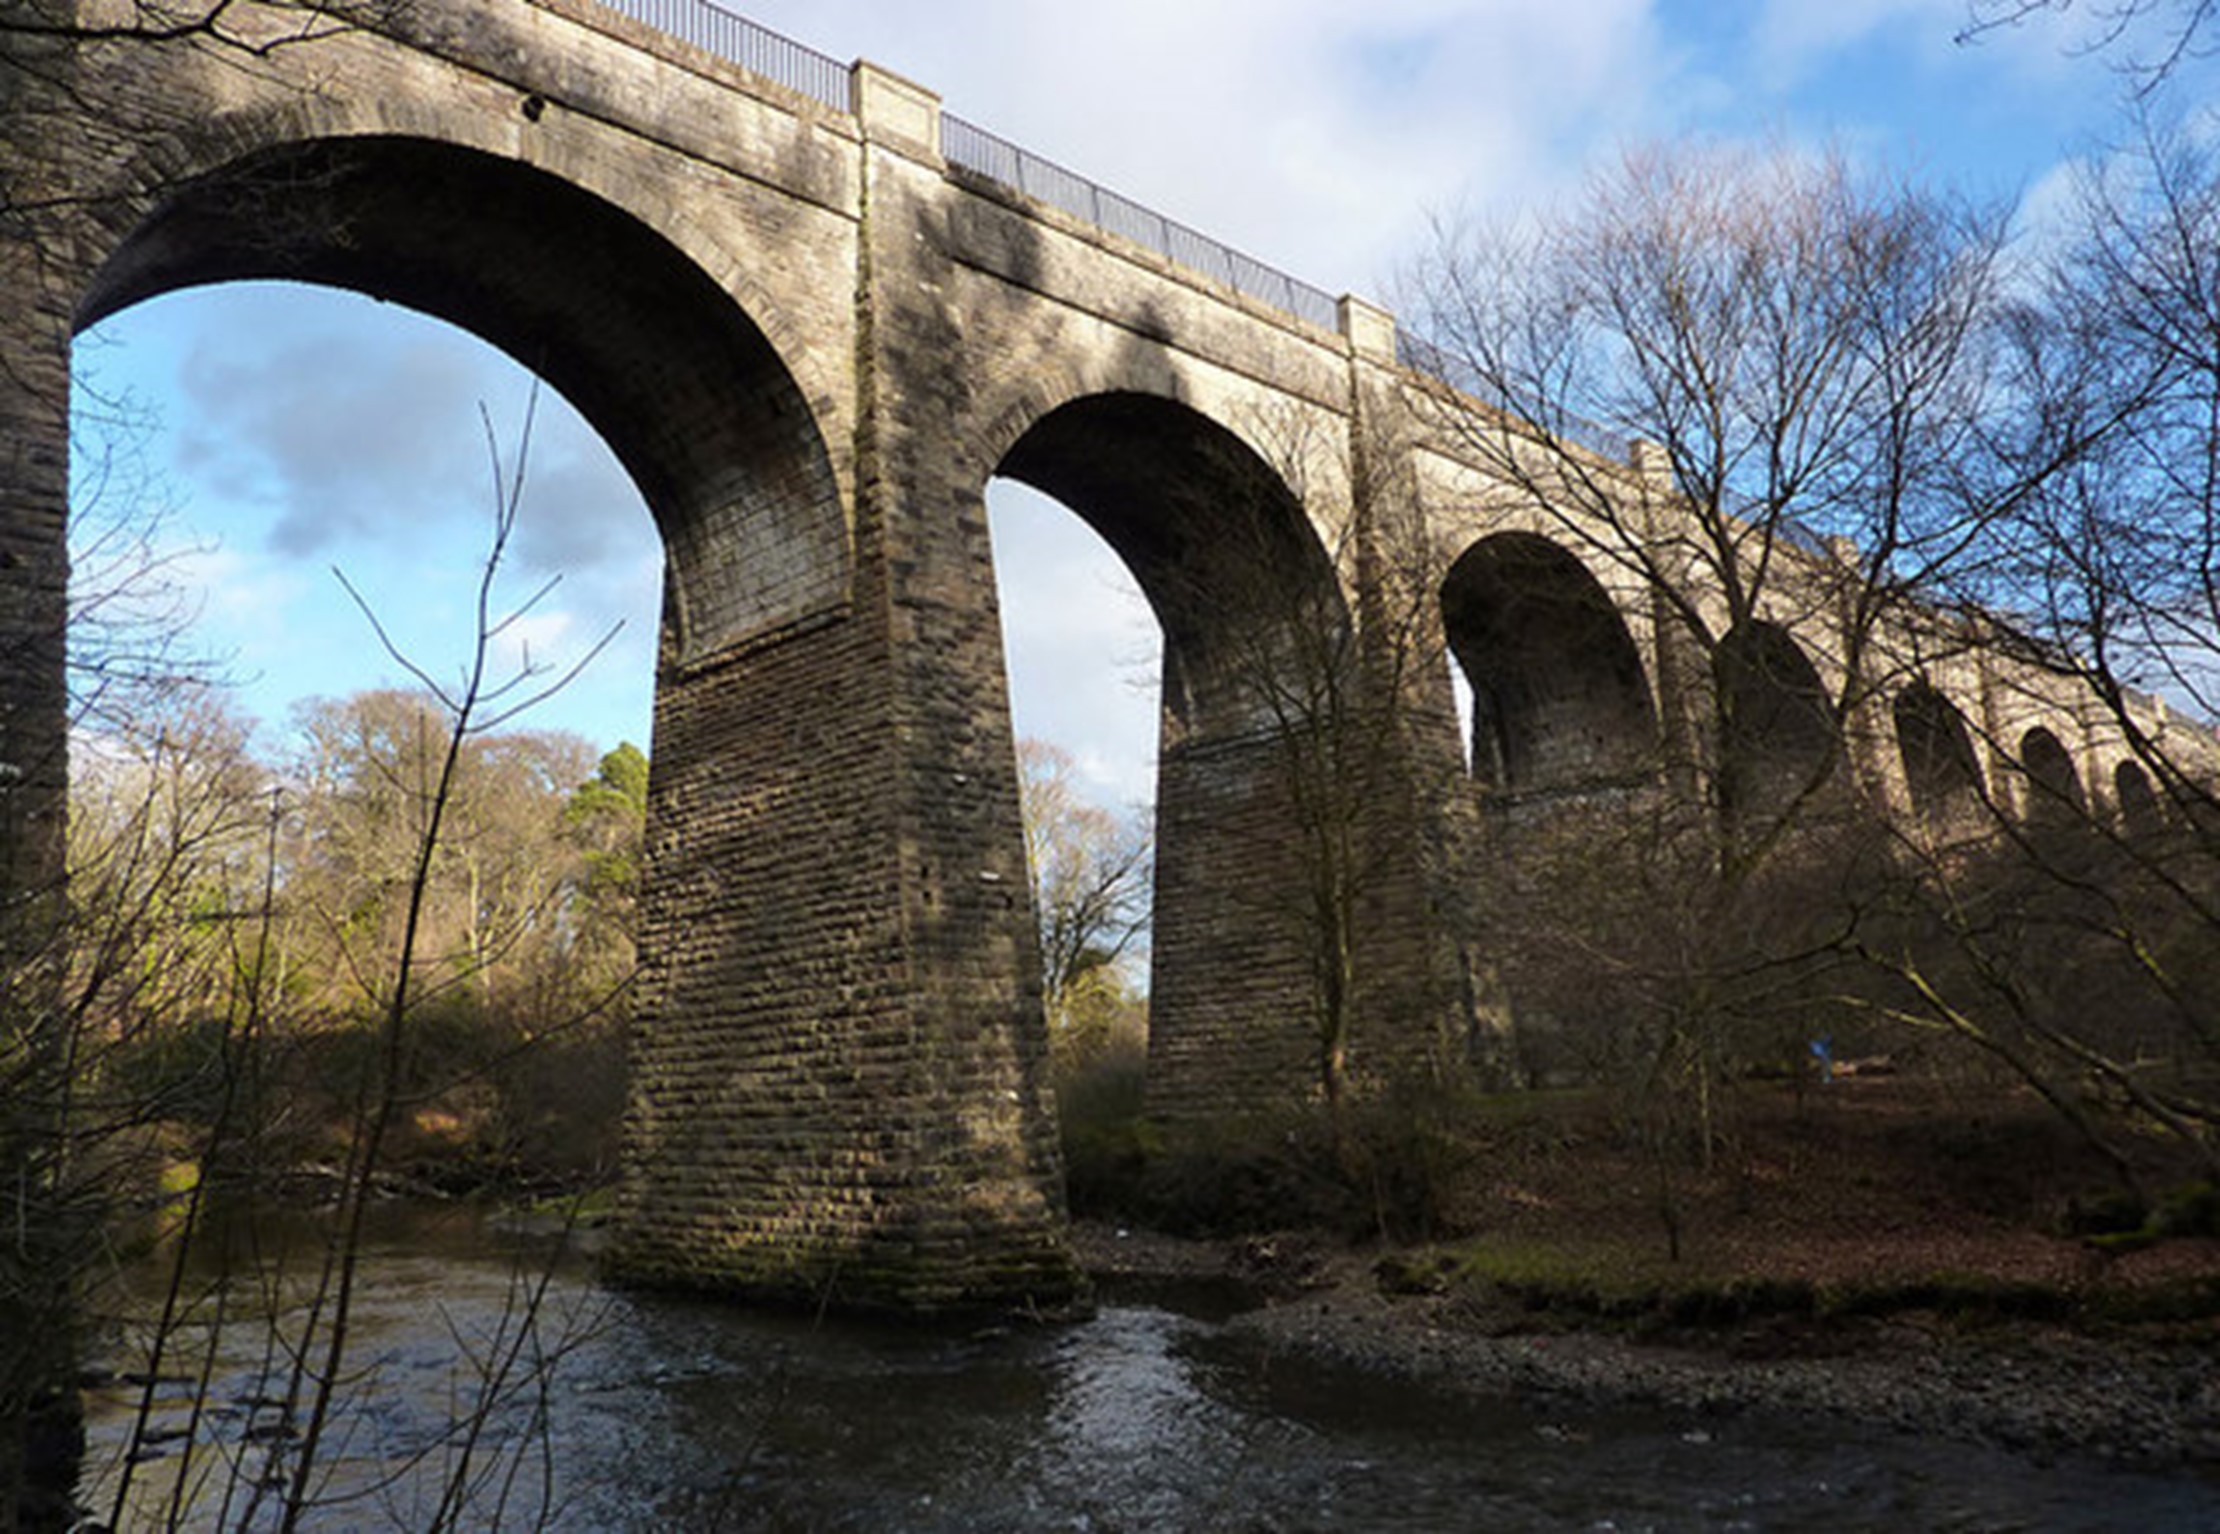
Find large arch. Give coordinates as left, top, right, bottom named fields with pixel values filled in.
left=1715, top=621, right=1839, bottom=826
left=1893, top=683, right=1985, bottom=826
left=996, top=391, right=1341, bottom=741
left=2115, top=758, right=2165, bottom=837
left=993, top=391, right=1361, bottom=1116
left=43, top=131, right=1083, bottom=1311
left=1439, top=532, right=1658, bottom=796
left=78, top=134, right=847, bottom=662
left=2017, top=726, right=2087, bottom=827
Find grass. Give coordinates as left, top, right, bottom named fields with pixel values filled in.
left=1375, top=1233, right=2220, bottom=1337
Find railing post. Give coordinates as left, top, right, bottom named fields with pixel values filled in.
left=1628, top=439, right=1676, bottom=494
left=851, top=59, right=942, bottom=159
left=609, top=2, right=1351, bottom=331
left=1338, top=294, right=1398, bottom=363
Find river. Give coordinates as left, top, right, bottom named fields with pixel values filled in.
left=76, top=1205, right=2220, bottom=1531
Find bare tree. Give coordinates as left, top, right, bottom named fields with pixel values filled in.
left=235, top=401, right=614, bottom=1531
left=2, top=7, right=408, bottom=1517
left=0, top=387, right=630, bottom=1528
left=1398, top=142, right=2057, bottom=1170
left=0, top=367, right=250, bottom=1531
left=1959, top=0, right=2219, bottom=91
left=1839, top=119, right=2220, bottom=1182
left=0, top=694, right=273, bottom=1533
left=1406, top=143, right=2028, bottom=805
left=1164, top=402, right=1465, bottom=1118
left=1015, top=738, right=1149, bottom=1064
left=1402, top=130, right=2220, bottom=1195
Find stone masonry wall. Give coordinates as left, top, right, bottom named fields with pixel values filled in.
left=3, top=0, right=2161, bottom=1313
left=587, top=108, right=1089, bottom=1312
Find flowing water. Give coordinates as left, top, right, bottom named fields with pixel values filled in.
left=77, top=1206, right=2220, bottom=1531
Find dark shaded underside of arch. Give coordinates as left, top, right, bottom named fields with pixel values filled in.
left=78, top=134, right=844, bottom=659
left=997, top=391, right=1339, bottom=741
left=2019, top=726, right=2086, bottom=821
left=1895, top=684, right=1984, bottom=820
left=1716, top=621, right=1838, bottom=822
left=1440, top=532, right=1657, bottom=795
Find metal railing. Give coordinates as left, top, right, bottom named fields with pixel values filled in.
left=575, top=1, right=1857, bottom=574
left=584, top=0, right=1344, bottom=333
left=593, top=0, right=850, bottom=111
left=1397, top=330, right=1843, bottom=562
left=1396, top=328, right=1635, bottom=464
left=941, top=114, right=1342, bottom=332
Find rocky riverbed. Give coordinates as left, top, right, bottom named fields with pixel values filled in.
left=1073, top=1222, right=2220, bottom=1472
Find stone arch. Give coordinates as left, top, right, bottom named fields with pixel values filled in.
left=991, top=389, right=1355, bottom=1116
left=968, top=359, right=1347, bottom=521
left=2017, top=726, right=2086, bottom=825
left=993, top=389, right=1345, bottom=744
left=1893, top=682, right=1984, bottom=825
left=2115, top=758, right=2165, bottom=836
left=1715, top=621, right=1838, bottom=824
left=85, top=95, right=848, bottom=416
left=1438, top=532, right=1658, bottom=795
left=76, top=132, right=847, bottom=664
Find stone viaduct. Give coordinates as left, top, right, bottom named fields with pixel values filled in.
left=1, top=0, right=2189, bottom=1312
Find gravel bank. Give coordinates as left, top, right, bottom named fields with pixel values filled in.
left=1072, top=1223, right=2220, bottom=1471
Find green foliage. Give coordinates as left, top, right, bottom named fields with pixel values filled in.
left=66, top=697, right=645, bottom=1194
left=2084, top=1274, right=2220, bottom=1327
left=1126, top=1112, right=1364, bottom=1237
left=2060, top=1189, right=2151, bottom=1238
left=518, top=1182, right=619, bottom=1224
left=589, top=741, right=649, bottom=815
left=1016, top=738, right=1150, bottom=1046
left=243, top=994, right=625, bottom=1191
left=2155, top=1182, right=2220, bottom=1238
left=1373, top=1249, right=1457, bottom=1296
left=1430, top=1245, right=2114, bottom=1332
left=1437, top=1238, right=1671, bottom=1315
left=2071, top=1181, right=2220, bottom=1253
left=566, top=741, right=648, bottom=886
left=486, top=1017, right=628, bottom=1183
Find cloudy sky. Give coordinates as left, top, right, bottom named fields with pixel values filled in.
left=73, top=0, right=2204, bottom=808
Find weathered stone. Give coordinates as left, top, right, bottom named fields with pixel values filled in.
left=0, top=0, right=2179, bottom=1316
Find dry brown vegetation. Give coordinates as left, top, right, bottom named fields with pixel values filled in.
left=1428, top=1076, right=2220, bottom=1297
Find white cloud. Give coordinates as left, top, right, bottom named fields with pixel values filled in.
left=2013, top=151, right=2092, bottom=264
left=178, top=326, right=489, bottom=553
left=170, top=540, right=306, bottom=634
left=1752, top=0, right=1953, bottom=81
left=736, top=0, right=1670, bottom=299
left=101, top=285, right=662, bottom=743
left=989, top=486, right=1160, bottom=809
left=71, top=1, right=2181, bottom=800
left=491, top=607, right=580, bottom=687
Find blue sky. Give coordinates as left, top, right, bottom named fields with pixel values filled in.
left=71, top=0, right=2206, bottom=808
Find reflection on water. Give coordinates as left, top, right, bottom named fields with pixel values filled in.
left=80, top=1206, right=2220, bottom=1531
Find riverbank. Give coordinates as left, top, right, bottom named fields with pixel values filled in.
left=239, top=1067, right=2220, bottom=1475
left=1066, top=1073, right=2220, bottom=1473
left=1070, top=1220, right=2220, bottom=1473
left=87, top=1203, right=2217, bottom=1532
